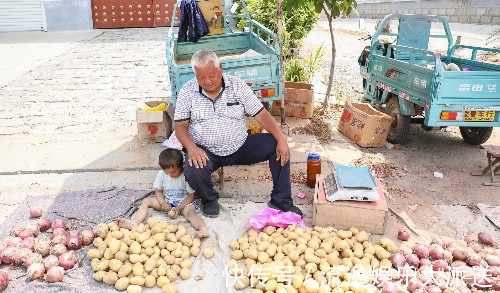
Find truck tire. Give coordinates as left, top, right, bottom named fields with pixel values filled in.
left=385, top=98, right=411, bottom=144
left=459, top=127, right=493, bottom=145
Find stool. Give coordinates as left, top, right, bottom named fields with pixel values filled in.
left=471, top=145, right=500, bottom=186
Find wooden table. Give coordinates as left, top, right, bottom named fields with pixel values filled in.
left=472, top=145, right=500, bottom=186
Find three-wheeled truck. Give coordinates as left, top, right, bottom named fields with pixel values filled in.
left=166, top=0, right=282, bottom=107
left=359, top=14, right=500, bottom=145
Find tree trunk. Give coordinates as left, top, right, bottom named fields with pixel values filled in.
left=322, top=7, right=336, bottom=109
left=276, top=0, right=286, bottom=125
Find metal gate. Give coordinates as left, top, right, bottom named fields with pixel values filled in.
left=0, top=0, right=44, bottom=32
left=91, top=0, right=179, bottom=28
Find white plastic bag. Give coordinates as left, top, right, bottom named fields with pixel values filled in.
left=162, top=131, right=183, bottom=150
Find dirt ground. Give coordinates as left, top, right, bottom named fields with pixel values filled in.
left=0, top=19, right=499, bottom=292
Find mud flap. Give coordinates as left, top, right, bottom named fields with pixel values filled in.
left=398, top=96, right=416, bottom=116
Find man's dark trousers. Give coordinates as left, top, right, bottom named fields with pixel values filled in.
left=184, top=133, right=292, bottom=204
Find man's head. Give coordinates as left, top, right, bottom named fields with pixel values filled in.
left=191, top=50, right=223, bottom=95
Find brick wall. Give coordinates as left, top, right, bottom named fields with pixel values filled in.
left=356, top=0, right=500, bottom=24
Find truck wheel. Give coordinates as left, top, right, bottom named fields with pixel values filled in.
left=459, top=127, right=493, bottom=145
left=385, top=98, right=411, bottom=144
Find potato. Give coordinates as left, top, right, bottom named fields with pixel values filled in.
left=374, top=246, right=390, bottom=260
left=96, top=224, right=109, bottom=238
left=386, top=244, right=399, bottom=254
left=166, top=269, right=177, bottom=282
left=151, top=225, right=163, bottom=235
left=203, top=248, right=214, bottom=259
left=144, top=275, right=156, bottom=288
left=129, top=254, right=142, bottom=264
left=127, top=285, right=142, bottom=293
left=87, top=249, right=102, bottom=259
left=96, top=259, right=110, bottom=271
left=132, top=263, right=144, bottom=277
left=355, top=231, right=367, bottom=243
left=111, top=230, right=124, bottom=240
left=190, top=247, right=200, bottom=257
left=337, top=230, right=352, bottom=240
left=266, top=243, right=277, bottom=257
left=144, top=258, right=156, bottom=272
left=129, top=276, right=145, bottom=286
left=171, top=249, right=182, bottom=258
left=137, top=231, right=151, bottom=243
left=307, top=239, right=320, bottom=250
left=379, top=237, right=393, bottom=247
left=296, top=259, right=306, bottom=268
left=305, top=254, right=321, bottom=264
left=118, top=263, right=133, bottom=278
left=162, top=284, right=177, bottom=293
left=379, top=259, right=392, bottom=268
left=109, top=239, right=121, bottom=254
left=115, top=277, right=130, bottom=291
left=258, top=252, right=270, bottom=263
left=192, top=238, right=201, bottom=248
left=164, top=255, right=175, bottom=265
left=247, top=248, right=259, bottom=260
left=109, top=259, right=124, bottom=272
left=364, top=246, right=375, bottom=255
left=157, top=275, right=170, bottom=287
left=304, top=278, right=320, bottom=293
left=129, top=241, right=142, bottom=254
left=180, top=259, right=193, bottom=269
left=104, top=248, right=114, bottom=260
left=142, top=239, right=156, bottom=248
left=257, top=241, right=270, bottom=252
left=292, top=273, right=304, bottom=289
left=231, top=249, right=243, bottom=260
left=93, top=271, right=106, bottom=282
left=326, top=253, right=340, bottom=266
left=103, top=271, right=119, bottom=286
left=114, top=251, right=129, bottom=262
left=178, top=267, right=190, bottom=280
left=181, top=249, right=190, bottom=260
left=305, top=263, right=318, bottom=274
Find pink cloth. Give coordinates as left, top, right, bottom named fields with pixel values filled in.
left=297, top=193, right=307, bottom=199
left=250, top=207, right=306, bottom=230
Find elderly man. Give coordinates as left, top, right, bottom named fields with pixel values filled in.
left=174, top=49, right=303, bottom=218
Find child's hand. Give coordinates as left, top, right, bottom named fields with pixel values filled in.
left=170, top=207, right=181, bottom=219
left=160, top=202, right=171, bottom=212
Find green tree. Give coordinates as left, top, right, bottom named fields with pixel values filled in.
left=282, top=0, right=358, bottom=107
left=237, top=0, right=319, bottom=49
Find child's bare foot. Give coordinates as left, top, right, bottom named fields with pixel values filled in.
left=195, top=227, right=209, bottom=238
left=116, top=218, right=138, bottom=230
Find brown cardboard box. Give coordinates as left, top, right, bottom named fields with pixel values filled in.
left=337, top=102, right=393, bottom=148
left=136, top=101, right=174, bottom=143
left=313, top=174, right=388, bottom=234
left=198, top=0, right=225, bottom=36
left=271, top=82, right=314, bottom=119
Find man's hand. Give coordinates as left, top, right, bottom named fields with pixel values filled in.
left=276, top=137, right=290, bottom=166
left=160, top=202, right=171, bottom=212
left=187, top=146, right=209, bottom=168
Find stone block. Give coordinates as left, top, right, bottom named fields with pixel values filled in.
left=480, top=15, right=492, bottom=23
left=457, top=8, right=467, bottom=15
left=469, top=15, right=481, bottom=23
left=493, top=16, right=499, bottom=25
left=450, top=16, right=459, bottom=22
left=439, top=9, right=446, bottom=15
left=458, top=16, right=469, bottom=23
left=430, top=9, right=439, bottom=15
left=446, top=8, right=455, bottom=15
left=490, top=8, right=500, bottom=16
left=476, top=8, right=487, bottom=15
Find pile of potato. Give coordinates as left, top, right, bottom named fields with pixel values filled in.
left=87, top=218, right=213, bottom=293
left=227, top=224, right=400, bottom=293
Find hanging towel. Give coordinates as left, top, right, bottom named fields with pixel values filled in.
left=178, top=0, right=210, bottom=43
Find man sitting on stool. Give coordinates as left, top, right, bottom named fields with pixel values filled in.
left=174, top=49, right=303, bottom=218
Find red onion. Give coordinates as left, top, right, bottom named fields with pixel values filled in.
left=420, top=258, right=432, bottom=267
left=406, top=254, right=420, bottom=268
left=1, top=247, right=17, bottom=264
left=23, top=252, right=42, bottom=267
left=66, top=237, right=82, bottom=250
left=27, top=263, right=45, bottom=280
left=452, top=248, right=467, bottom=261
left=18, top=229, right=34, bottom=240
left=488, top=266, right=500, bottom=277
left=34, top=238, right=51, bottom=256
left=49, top=244, right=67, bottom=257
left=444, top=242, right=455, bottom=250
left=427, top=285, right=442, bottom=293
left=451, top=260, right=467, bottom=268
left=390, top=252, right=406, bottom=268
left=52, top=234, right=68, bottom=246
left=52, top=228, right=67, bottom=237
left=45, top=266, right=64, bottom=283
left=24, top=224, right=40, bottom=237
left=13, top=248, right=31, bottom=265
left=478, top=232, right=495, bottom=246
left=43, top=255, right=59, bottom=270
left=19, top=237, right=35, bottom=250
left=469, top=242, right=482, bottom=253
left=29, top=207, right=43, bottom=218
left=408, top=278, right=423, bottom=292
left=433, top=260, right=450, bottom=272
left=37, top=218, right=52, bottom=232
left=68, top=230, right=81, bottom=238
left=10, top=225, right=24, bottom=237
left=51, top=220, right=67, bottom=231
left=6, top=236, right=21, bottom=247
left=485, top=255, right=500, bottom=266
left=429, top=244, right=445, bottom=260
left=466, top=253, right=481, bottom=266
left=413, top=244, right=429, bottom=259
left=398, top=229, right=410, bottom=241
left=464, top=234, right=476, bottom=244
left=431, top=237, right=445, bottom=248
left=58, top=251, right=78, bottom=270
left=0, top=270, right=8, bottom=291
left=81, top=230, right=94, bottom=246
left=382, top=283, right=398, bottom=293
left=401, top=247, right=414, bottom=256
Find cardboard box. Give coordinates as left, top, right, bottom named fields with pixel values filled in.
left=337, top=102, right=393, bottom=148
left=136, top=101, right=174, bottom=143
left=198, top=0, right=225, bottom=36
left=313, top=174, right=388, bottom=234
left=271, top=82, right=314, bottom=119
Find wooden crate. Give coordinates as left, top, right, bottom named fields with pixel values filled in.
left=313, top=174, right=388, bottom=234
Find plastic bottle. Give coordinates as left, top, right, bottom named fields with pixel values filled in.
left=306, top=153, right=321, bottom=188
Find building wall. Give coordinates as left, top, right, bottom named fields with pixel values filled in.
left=43, top=0, right=92, bottom=31
left=356, top=0, right=500, bottom=25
